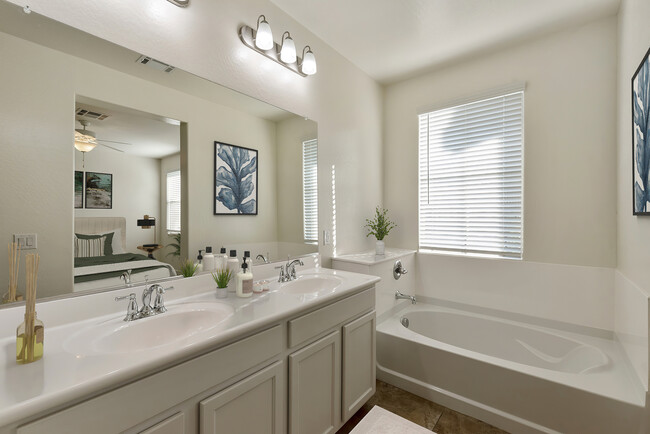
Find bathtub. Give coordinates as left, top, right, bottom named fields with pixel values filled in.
left=377, top=302, right=645, bottom=434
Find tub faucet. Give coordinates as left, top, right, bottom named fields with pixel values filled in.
left=395, top=290, right=416, bottom=304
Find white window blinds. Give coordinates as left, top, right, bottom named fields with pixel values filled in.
left=166, top=170, right=181, bottom=233
left=418, top=90, right=524, bottom=258
left=303, top=139, right=318, bottom=243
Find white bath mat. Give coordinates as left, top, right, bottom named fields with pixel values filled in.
left=350, top=405, right=434, bottom=434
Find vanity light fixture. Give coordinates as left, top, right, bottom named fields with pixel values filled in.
left=239, top=15, right=316, bottom=77
left=254, top=15, right=274, bottom=50
left=279, top=32, right=296, bottom=64
left=300, top=46, right=317, bottom=76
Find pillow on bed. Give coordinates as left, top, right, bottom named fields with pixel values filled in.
left=101, top=229, right=126, bottom=254
left=75, top=232, right=114, bottom=256
left=74, top=235, right=110, bottom=258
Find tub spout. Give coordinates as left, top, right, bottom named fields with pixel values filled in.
left=395, top=290, right=416, bottom=304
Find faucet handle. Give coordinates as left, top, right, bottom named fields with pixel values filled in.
left=275, top=265, right=286, bottom=283
left=115, top=293, right=139, bottom=321
left=153, top=286, right=174, bottom=313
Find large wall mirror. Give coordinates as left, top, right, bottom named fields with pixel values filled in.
left=0, top=1, right=318, bottom=304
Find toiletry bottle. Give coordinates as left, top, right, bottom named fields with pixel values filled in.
left=236, top=258, right=253, bottom=298
left=203, top=246, right=215, bottom=272
left=226, top=250, right=239, bottom=292
left=216, top=247, right=228, bottom=271
left=195, top=249, right=204, bottom=273
left=244, top=251, right=252, bottom=275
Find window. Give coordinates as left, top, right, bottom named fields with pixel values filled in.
left=418, top=89, right=524, bottom=259
left=303, top=139, right=318, bottom=243
left=166, top=170, right=181, bottom=233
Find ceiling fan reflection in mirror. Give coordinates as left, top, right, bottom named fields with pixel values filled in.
left=74, top=120, right=132, bottom=168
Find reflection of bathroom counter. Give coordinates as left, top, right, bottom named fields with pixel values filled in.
left=332, top=248, right=416, bottom=266
left=0, top=264, right=379, bottom=433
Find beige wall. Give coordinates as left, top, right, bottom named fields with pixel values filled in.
left=383, top=17, right=618, bottom=268
left=617, top=0, right=650, bottom=293
left=74, top=146, right=161, bottom=254
left=276, top=117, right=318, bottom=245
left=14, top=0, right=384, bottom=265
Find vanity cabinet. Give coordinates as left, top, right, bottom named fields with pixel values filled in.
left=200, top=361, right=284, bottom=434
left=288, top=331, right=341, bottom=434
left=9, top=286, right=376, bottom=434
left=287, top=290, right=376, bottom=434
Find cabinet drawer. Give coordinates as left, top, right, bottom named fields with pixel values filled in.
left=17, top=326, right=282, bottom=434
left=288, top=288, right=374, bottom=348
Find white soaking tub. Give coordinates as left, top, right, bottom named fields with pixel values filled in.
left=377, top=302, right=646, bottom=434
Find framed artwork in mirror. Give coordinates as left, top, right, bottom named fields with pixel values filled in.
left=214, top=141, right=258, bottom=215
left=74, top=171, right=84, bottom=209
left=85, top=172, right=113, bottom=209
left=633, top=45, right=650, bottom=215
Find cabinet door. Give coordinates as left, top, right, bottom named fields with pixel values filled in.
left=200, top=361, right=284, bottom=434
left=139, top=412, right=185, bottom=434
left=289, top=331, right=341, bottom=434
left=342, top=310, right=376, bottom=422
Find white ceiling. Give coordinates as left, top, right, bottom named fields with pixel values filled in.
left=271, top=0, right=620, bottom=83
left=75, top=98, right=180, bottom=159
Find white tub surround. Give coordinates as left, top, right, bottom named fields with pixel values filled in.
left=614, top=271, right=650, bottom=390
left=415, top=253, right=615, bottom=331
left=0, top=261, right=379, bottom=433
left=332, top=249, right=416, bottom=317
left=377, top=302, right=645, bottom=434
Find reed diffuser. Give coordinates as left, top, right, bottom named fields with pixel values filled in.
left=3, top=242, right=22, bottom=304
left=16, top=253, right=44, bottom=364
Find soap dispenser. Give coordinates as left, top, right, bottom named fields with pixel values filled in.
left=194, top=249, right=204, bottom=273
left=203, top=247, right=215, bottom=272
left=236, top=257, right=253, bottom=298
left=226, top=250, right=239, bottom=292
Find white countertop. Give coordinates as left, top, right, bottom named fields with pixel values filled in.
left=0, top=266, right=379, bottom=428
left=332, top=248, right=416, bottom=266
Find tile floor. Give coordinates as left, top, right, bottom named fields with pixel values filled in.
left=337, top=380, right=509, bottom=434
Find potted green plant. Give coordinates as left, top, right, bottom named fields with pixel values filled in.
left=180, top=259, right=198, bottom=278
left=212, top=268, right=233, bottom=298
left=364, top=206, right=396, bottom=255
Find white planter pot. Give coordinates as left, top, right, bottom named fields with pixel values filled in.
left=375, top=240, right=385, bottom=256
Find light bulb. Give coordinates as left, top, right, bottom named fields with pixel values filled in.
left=280, top=32, right=297, bottom=64
left=301, top=46, right=317, bottom=75
left=255, top=15, right=273, bottom=51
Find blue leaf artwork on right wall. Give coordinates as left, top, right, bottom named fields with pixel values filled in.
left=214, top=142, right=258, bottom=215
left=633, top=48, right=650, bottom=214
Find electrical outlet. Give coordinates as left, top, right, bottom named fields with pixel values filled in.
left=13, top=233, right=37, bottom=249
left=322, top=229, right=331, bottom=246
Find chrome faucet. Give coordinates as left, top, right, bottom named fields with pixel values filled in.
left=120, top=269, right=132, bottom=286
left=256, top=253, right=270, bottom=264
left=286, top=258, right=304, bottom=281
left=395, top=290, right=417, bottom=304
left=115, top=284, right=174, bottom=321
left=275, top=265, right=288, bottom=283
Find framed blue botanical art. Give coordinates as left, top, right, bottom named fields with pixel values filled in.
left=214, top=141, right=258, bottom=215
left=633, top=46, right=650, bottom=215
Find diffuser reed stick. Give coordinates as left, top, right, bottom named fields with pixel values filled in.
left=5, top=242, right=21, bottom=303
left=17, top=253, right=43, bottom=364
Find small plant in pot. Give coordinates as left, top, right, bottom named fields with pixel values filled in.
left=364, top=206, right=396, bottom=255
left=212, top=268, right=233, bottom=298
left=180, top=259, right=198, bottom=278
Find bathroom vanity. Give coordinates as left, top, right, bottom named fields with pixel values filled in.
left=0, top=267, right=378, bottom=434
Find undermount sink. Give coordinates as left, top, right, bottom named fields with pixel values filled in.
left=64, top=302, right=234, bottom=356
left=278, top=275, right=342, bottom=294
